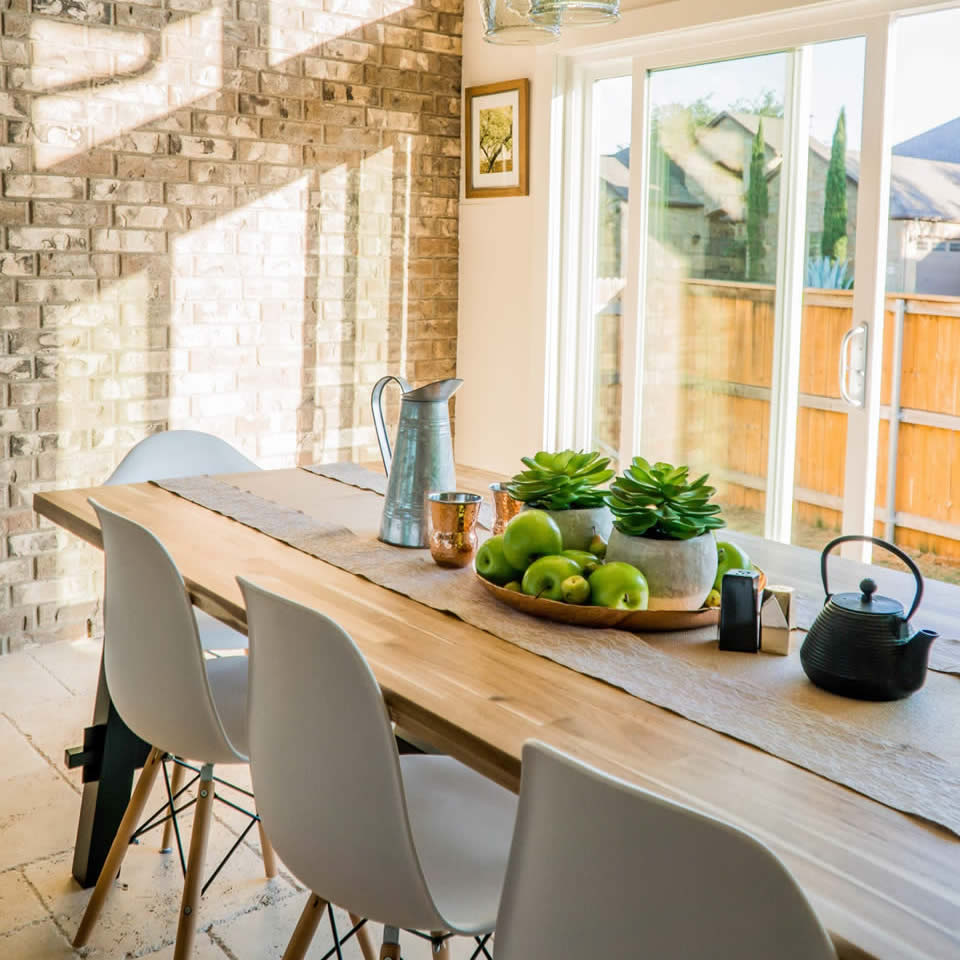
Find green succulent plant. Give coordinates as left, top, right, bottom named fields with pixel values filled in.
left=606, top=457, right=726, bottom=540
left=506, top=450, right=614, bottom=510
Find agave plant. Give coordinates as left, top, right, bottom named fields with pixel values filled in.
left=606, top=457, right=726, bottom=540
left=806, top=255, right=854, bottom=290
left=506, top=450, right=614, bottom=510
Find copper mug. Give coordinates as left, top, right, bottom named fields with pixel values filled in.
left=490, top=482, right=523, bottom=535
left=427, top=492, right=483, bottom=568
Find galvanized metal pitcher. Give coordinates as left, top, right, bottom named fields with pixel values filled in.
left=371, top=375, right=463, bottom=547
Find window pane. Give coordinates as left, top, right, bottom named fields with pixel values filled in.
left=878, top=8, right=960, bottom=585
left=590, top=75, right=632, bottom=468
left=640, top=53, right=788, bottom=535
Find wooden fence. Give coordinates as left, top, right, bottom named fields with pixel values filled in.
left=673, top=280, right=960, bottom=558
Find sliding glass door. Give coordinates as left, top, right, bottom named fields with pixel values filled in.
left=561, top=11, right=915, bottom=561
left=602, top=39, right=871, bottom=547
left=637, top=51, right=790, bottom=538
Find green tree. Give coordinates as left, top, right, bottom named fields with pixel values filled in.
left=652, top=95, right=716, bottom=138
left=746, top=119, right=769, bottom=281
left=730, top=88, right=785, bottom=118
left=479, top=107, right=513, bottom=174
left=822, top=107, right=848, bottom=260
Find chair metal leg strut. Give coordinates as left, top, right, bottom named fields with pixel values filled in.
left=161, top=758, right=186, bottom=853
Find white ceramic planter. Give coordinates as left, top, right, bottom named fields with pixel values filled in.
left=606, top=529, right=718, bottom=611
left=523, top=505, right=613, bottom=552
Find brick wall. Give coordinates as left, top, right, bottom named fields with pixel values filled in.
left=0, top=0, right=462, bottom=651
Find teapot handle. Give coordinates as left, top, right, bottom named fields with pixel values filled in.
left=821, top=534, right=924, bottom=620
left=371, top=375, right=411, bottom=476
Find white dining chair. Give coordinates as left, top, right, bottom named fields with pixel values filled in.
left=239, top=577, right=519, bottom=960
left=494, top=741, right=838, bottom=960
left=106, top=429, right=259, bottom=486
left=72, top=503, right=286, bottom=960
left=105, top=429, right=258, bottom=657
left=103, top=430, right=260, bottom=852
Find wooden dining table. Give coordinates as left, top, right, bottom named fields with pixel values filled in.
left=34, top=465, right=960, bottom=960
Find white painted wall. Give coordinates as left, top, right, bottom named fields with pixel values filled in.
left=455, top=0, right=846, bottom=474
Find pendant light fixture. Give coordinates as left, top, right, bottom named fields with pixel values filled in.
left=529, top=0, right=620, bottom=27
left=482, top=0, right=560, bottom=43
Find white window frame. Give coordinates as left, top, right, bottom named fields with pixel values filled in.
left=551, top=0, right=956, bottom=559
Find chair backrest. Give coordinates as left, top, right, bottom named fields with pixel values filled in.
left=106, top=430, right=258, bottom=485
left=494, top=741, right=837, bottom=960
left=91, top=500, right=243, bottom=765
left=239, top=577, right=443, bottom=931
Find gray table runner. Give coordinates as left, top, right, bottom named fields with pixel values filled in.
left=154, top=470, right=960, bottom=836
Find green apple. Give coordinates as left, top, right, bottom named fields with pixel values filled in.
left=504, top=580, right=522, bottom=593
left=714, top=540, right=751, bottom=590
left=588, top=534, right=608, bottom=559
left=521, top=555, right=582, bottom=601
left=561, top=575, right=591, bottom=604
left=705, top=588, right=721, bottom=608
left=561, top=550, right=601, bottom=576
left=475, top=534, right=523, bottom=585
left=503, top=509, right=563, bottom=570
left=588, top=562, right=649, bottom=610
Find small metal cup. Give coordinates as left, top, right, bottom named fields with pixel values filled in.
left=427, top=492, right=483, bottom=568
left=490, top=483, right=523, bottom=535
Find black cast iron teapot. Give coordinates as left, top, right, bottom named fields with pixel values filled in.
left=800, top=535, right=939, bottom=701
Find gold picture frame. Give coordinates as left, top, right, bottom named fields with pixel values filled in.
left=464, top=79, right=529, bottom=199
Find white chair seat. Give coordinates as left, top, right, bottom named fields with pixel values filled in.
left=196, top=608, right=248, bottom=652
left=400, top=755, right=517, bottom=934
left=205, top=655, right=249, bottom=760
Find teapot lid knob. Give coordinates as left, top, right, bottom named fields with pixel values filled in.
left=860, top=578, right=878, bottom=601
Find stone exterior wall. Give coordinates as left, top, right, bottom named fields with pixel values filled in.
left=0, top=0, right=462, bottom=651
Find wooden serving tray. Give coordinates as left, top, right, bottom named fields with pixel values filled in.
left=476, top=568, right=766, bottom=633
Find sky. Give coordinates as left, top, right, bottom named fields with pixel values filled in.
left=594, top=7, right=960, bottom=157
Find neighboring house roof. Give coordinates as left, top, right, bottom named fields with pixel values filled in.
left=600, top=114, right=960, bottom=223
left=601, top=146, right=702, bottom=208
left=893, top=116, right=960, bottom=165
left=598, top=152, right=629, bottom=203
left=848, top=152, right=960, bottom=221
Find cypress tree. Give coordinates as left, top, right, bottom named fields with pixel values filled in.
left=746, top=119, right=769, bottom=281
left=822, top=107, right=848, bottom=260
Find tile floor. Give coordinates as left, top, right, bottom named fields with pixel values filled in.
left=0, top=639, right=489, bottom=959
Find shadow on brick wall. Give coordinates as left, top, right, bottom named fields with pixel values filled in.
left=0, top=0, right=462, bottom=646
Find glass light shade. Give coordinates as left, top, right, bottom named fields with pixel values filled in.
left=482, top=0, right=560, bottom=43
left=529, top=0, right=620, bottom=26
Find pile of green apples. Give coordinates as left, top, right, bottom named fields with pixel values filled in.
left=475, top=509, right=650, bottom=610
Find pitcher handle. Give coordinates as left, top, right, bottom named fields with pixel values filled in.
left=371, top=375, right=411, bottom=476
left=820, top=534, right=924, bottom=621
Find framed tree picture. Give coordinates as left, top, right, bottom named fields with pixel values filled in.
left=464, top=79, right=529, bottom=199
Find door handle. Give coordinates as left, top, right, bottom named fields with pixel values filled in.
left=839, top=323, right=867, bottom=408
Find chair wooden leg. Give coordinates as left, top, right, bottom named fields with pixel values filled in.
left=161, top=759, right=186, bottom=853
left=172, top=763, right=215, bottom=960
left=431, top=931, right=450, bottom=959
left=282, top=892, right=329, bottom=960
left=73, top=747, right=165, bottom=948
left=257, top=816, right=278, bottom=879
left=350, top=913, right=377, bottom=960
left=379, top=925, right=401, bottom=960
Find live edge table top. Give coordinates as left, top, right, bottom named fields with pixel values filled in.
left=34, top=465, right=960, bottom=960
